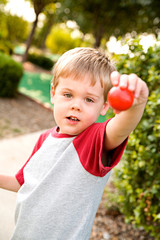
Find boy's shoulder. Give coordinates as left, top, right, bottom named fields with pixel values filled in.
left=76, top=120, right=110, bottom=139
left=31, top=127, right=56, bottom=155
left=40, top=127, right=54, bottom=139
left=35, top=128, right=54, bottom=147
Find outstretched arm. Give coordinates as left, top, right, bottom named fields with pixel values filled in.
left=0, top=175, right=21, bottom=192
left=105, top=71, right=149, bottom=151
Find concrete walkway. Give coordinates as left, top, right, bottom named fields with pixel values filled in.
left=0, top=131, right=44, bottom=240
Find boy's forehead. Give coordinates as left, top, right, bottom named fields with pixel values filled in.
left=57, top=76, right=105, bottom=97
left=57, top=77, right=104, bottom=98
left=58, top=74, right=100, bottom=87
left=59, top=72, right=101, bottom=86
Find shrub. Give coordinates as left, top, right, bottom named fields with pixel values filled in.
left=27, top=53, right=54, bottom=70
left=0, top=52, right=23, bottom=97
left=109, top=37, right=160, bottom=239
left=0, top=40, right=14, bottom=55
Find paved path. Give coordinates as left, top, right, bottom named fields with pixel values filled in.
left=0, top=131, right=43, bottom=240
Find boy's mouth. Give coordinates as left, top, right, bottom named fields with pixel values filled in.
left=67, top=116, right=80, bottom=122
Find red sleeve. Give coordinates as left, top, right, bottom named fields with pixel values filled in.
left=15, top=128, right=53, bottom=186
left=73, top=120, right=128, bottom=177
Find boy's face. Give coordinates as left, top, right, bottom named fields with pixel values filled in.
left=51, top=75, right=109, bottom=135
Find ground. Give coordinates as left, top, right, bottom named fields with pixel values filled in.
left=0, top=93, right=54, bottom=139
left=0, top=60, right=154, bottom=240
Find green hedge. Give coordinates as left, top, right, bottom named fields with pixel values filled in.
left=27, top=53, right=54, bottom=70
left=109, top=37, right=160, bottom=239
left=0, top=52, right=23, bottom=97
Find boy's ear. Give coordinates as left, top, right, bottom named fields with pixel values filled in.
left=50, top=83, right=55, bottom=104
left=100, top=102, right=109, bottom=116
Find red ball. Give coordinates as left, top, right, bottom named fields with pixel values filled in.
left=107, top=86, right=134, bottom=111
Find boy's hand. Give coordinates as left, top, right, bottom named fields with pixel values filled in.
left=110, top=71, right=149, bottom=112
left=105, top=71, right=149, bottom=150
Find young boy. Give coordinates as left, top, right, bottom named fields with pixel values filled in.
left=0, top=47, right=149, bottom=240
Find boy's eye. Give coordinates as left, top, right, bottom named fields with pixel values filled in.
left=64, top=93, right=72, bottom=98
left=86, top=97, right=94, bottom=103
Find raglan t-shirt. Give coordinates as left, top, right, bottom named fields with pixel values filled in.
left=11, top=120, right=128, bottom=240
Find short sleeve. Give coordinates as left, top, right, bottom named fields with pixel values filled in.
left=73, top=120, right=128, bottom=177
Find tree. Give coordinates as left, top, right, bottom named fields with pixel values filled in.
left=33, top=3, right=58, bottom=49
left=22, top=0, right=57, bottom=62
left=59, top=0, right=160, bottom=48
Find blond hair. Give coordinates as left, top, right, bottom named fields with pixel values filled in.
left=52, top=47, right=116, bottom=101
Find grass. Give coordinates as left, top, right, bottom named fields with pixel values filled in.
left=19, top=71, right=114, bottom=123
left=19, top=71, right=53, bottom=108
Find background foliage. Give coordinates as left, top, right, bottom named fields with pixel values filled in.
left=27, top=52, right=54, bottom=70
left=0, top=52, right=23, bottom=97
left=59, top=0, right=160, bottom=47
left=46, top=24, right=80, bottom=54
left=109, top=37, right=160, bottom=239
left=0, top=10, right=29, bottom=42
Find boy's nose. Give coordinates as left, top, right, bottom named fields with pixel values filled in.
left=71, top=99, right=81, bottom=111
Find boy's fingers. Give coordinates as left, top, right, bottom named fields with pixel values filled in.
left=110, top=72, right=148, bottom=102
left=134, top=78, right=143, bottom=98
left=119, top=74, right=128, bottom=89
left=110, top=71, right=120, bottom=86
left=128, top=74, right=138, bottom=92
